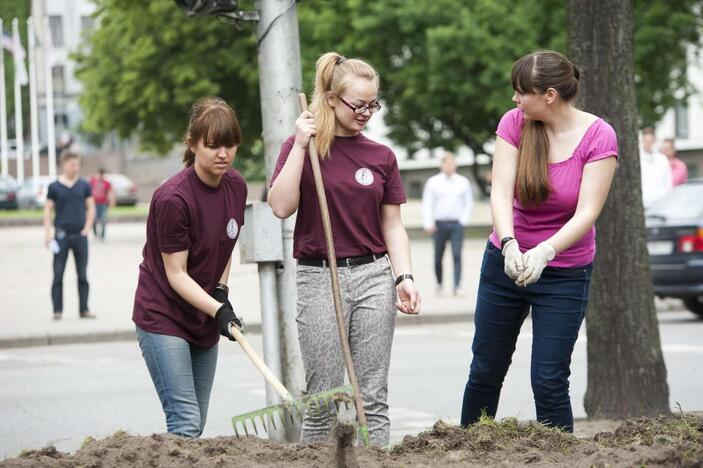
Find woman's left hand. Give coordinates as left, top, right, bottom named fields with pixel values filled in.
left=396, top=279, right=421, bottom=314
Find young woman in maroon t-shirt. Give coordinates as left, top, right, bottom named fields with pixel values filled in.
left=132, top=98, right=247, bottom=437
left=269, top=52, right=421, bottom=446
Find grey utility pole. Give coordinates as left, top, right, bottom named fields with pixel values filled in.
left=254, top=0, right=306, bottom=442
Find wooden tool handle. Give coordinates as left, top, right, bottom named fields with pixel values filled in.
left=230, top=325, right=293, bottom=402
left=297, top=93, right=370, bottom=437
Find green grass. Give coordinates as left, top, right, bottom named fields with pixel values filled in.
left=0, top=204, right=148, bottom=219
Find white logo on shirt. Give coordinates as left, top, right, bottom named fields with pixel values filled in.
left=226, top=218, right=239, bottom=239
left=354, top=168, right=374, bottom=186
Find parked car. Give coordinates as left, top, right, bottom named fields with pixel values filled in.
left=0, top=175, right=19, bottom=210
left=104, top=173, right=138, bottom=206
left=17, top=176, right=55, bottom=209
left=646, top=178, right=703, bottom=318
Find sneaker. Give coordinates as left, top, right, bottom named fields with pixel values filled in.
left=435, top=285, right=443, bottom=296
left=79, top=312, right=97, bottom=319
left=453, top=287, right=464, bottom=297
left=53, top=312, right=62, bottom=320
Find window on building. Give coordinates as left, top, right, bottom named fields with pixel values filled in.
left=81, top=15, right=94, bottom=33
left=48, top=15, right=64, bottom=47
left=674, top=101, right=688, bottom=139
left=52, top=65, right=65, bottom=95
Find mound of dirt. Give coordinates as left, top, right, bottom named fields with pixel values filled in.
left=2, top=415, right=702, bottom=467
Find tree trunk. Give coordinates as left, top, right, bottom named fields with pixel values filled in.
left=567, top=0, right=669, bottom=418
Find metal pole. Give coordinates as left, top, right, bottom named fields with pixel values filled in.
left=43, top=16, right=56, bottom=179
left=28, top=18, right=40, bottom=178
left=255, top=0, right=306, bottom=442
left=257, top=262, right=285, bottom=441
left=0, top=19, right=8, bottom=178
left=12, top=19, right=25, bottom=184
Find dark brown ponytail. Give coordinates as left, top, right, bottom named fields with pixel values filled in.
left=511, top=50, right=581, bottom=206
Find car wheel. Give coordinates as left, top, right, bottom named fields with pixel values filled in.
left=682, top=297, right=703, bottom=318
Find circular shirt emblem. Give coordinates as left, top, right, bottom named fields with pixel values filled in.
left=226, top=218, right=239, bottom=239
left=354, top=168, right=374, bottom=186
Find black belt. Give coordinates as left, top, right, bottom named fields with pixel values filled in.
left=298, top=252, right=386, bottom=267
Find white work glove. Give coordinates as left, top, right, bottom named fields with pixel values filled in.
left=516, top=242, right=556, bottom=287
left=502, top=239, right=525, bottom=280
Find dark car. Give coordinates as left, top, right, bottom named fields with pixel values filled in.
left=0, top=175, right=19, bottom=210
left=646, top=178, right=703, bottom=318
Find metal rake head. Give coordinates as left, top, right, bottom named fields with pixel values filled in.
left=231, top=385, right=354, bottom=437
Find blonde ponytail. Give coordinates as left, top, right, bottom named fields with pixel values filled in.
left=310, top=52, right=380, bottom=159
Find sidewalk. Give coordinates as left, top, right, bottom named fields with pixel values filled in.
left=0, top=201, right=493, bottom=348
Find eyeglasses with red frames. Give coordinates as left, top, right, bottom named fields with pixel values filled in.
left=337, top=96, right=382, bottom=114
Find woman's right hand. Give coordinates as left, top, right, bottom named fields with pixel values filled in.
left=502, top=239, right=525, bottom=280
left=294, top=111, right=316, bottom=149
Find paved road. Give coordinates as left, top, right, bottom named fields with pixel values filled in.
left=2, top=313, right=702, bottom=459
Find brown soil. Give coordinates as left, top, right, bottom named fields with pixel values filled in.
left=2, top=415, right=701, bottom=467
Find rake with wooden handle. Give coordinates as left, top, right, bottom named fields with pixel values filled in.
left=298, top=93, right=370, bottom=446
left=229, top=325, right=353, bottom=437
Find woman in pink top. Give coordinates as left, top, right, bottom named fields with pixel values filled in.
left=460, top=50, right=618, bottom=432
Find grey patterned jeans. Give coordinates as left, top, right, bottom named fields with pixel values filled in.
left=296, top=256, right=397, bottom=446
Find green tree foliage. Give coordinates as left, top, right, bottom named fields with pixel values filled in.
left=0, top=0, right=31, bottom=139
left=73, top=0, right=262, bottom=175
left=74, top=0, right=701, bottom=178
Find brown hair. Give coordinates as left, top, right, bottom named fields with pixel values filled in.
left=511, top=50, right=580, bottom=206
left=60, top=151, right=80, bottom=164
left=183, top=97, right=242, bottom=167
left=310, top=52, right=380, bottom=159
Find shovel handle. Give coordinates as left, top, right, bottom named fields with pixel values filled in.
left=230, top=325, right=293, bottom=402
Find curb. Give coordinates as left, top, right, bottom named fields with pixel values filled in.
left=0, top=311, right=474, bottom=349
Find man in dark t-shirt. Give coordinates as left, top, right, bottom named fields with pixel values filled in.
left=43, top=151, right=96, bottom=320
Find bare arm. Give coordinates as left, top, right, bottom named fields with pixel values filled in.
left=219, top=256, right=232, bottom=286
left=545, top=157, right=617, bottom=253
left=82, top=197, right=96, bottom=236
left=43, top=199, right=54, bottom=247
left=491, top=137, right=519, bottom=240
left=381, top=204, right=420, bottom=314
left=268, top=111, right=316, bottom=218
left=161, top=250, right=222, bottom=318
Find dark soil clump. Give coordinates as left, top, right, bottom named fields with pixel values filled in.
left=2, top=414, right=701, bottom=467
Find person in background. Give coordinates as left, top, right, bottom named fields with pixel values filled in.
left=422, top=152, right=474, bottom=296
left=90, top=168, right=115, bottom=241
left=639, top=128, right=672, bottom=209
left=660, top=138, right=688, bottom=187
left=44, top=151, right=96, bottom=320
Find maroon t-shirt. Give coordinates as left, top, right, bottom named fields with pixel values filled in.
left=133, top=166, right=247, bottom=347
left=271, top=134, right=406, bottom=259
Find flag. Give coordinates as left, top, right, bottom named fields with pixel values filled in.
left=11, top=24, right=29, bottom=86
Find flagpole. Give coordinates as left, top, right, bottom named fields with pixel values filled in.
left=28, top=17, right=40, bottom=178
left=43, top=17, right=56, bottom=179
left=0, top=19, right=8, bottom=178
left=12, top=18, right=25, bottom=184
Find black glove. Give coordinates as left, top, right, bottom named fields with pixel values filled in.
left=212, top=286, right=232, bottom=309
left=215, top=302, right=243, bottom=341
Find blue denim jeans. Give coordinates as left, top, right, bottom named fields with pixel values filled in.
left=136, top=326, right=218, bottom=437
left=433, top=220, right=464, bottom=288
left=93, top=204, right=108, bottom=240
left=461, top=241, right=592, bottom=432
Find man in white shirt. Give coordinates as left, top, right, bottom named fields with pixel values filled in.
left=422, top=152, right=473, bottom=296
left=640, top=128, right=672, bottom=209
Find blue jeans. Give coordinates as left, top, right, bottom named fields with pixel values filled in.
left=136, top=326, right=218, bottom=437
left=51, top=231, right=89, bottom=314
left=433, top=220, right=464, bottom=288
left=93, top=204, right=108, bottom=240
left=461, top=241, right=592, bottom=432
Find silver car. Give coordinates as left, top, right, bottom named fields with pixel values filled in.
left=104, top=173, right=138, bottom=206
left=17, top=176, right=55, bottom=209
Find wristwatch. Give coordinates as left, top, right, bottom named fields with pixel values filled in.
left=216, top=282, right=229, bottom=294
left=395, top=273, right=414, bottom=286
left=500, top=236, right=515, bottom=250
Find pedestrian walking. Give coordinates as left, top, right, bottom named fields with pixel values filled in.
left=132, top=97, right=247, bottom=437
left=422, top=152, right=473, bottom=296
left=639, top=128, right=672, bottom=208
left=660, top=138, right=688, bottom=187
left=460, top=50, right=618, bottom=433
left=89, top=168, right=114, bottom=241
left=43, top=151, right=96, bottom=320
left=268, top=52, right=420, bottom=446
